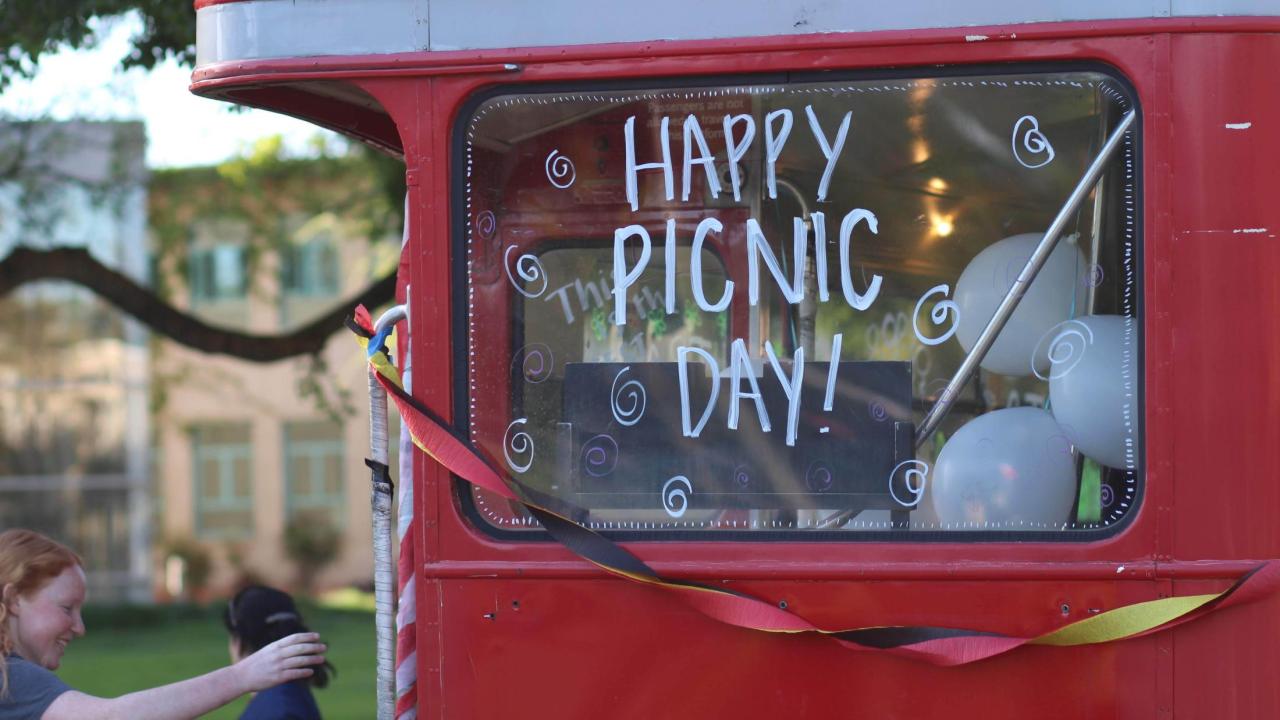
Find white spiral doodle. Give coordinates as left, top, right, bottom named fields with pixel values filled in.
left=868, top=400, right=888, bottom=422
left=580, top=434, right=619, bottom=478
left=475, top=210, right=497, bottom=240
left=502, top=418, right=534, bottom=474
left=610, top=366, right=647, bottom=427
left=512, top=343, right=554, bottom=384
left=504, top=245, right=548, bottom=298
left=1012, top=115, right=1056, bottom=169
left=662, top=475, right=693, bottom=518
left=1085, top=263, right=1105, bottom=288
left=805, top=462, right=834, bottom=493
left=912, top=284, right=961, bottom=347
left=544, top=149, right=576, bottom=189
left=1031, top=319, right=1095, bottom=381
left=1100, top=485, right=1114, bottom=508
left=889, top=459, right=929, bottom=508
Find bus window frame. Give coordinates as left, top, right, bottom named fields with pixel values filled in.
left=449, top=61, right=1146, bottom=545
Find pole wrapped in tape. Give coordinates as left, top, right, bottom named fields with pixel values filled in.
left=365, top=304, right=402, bottom=720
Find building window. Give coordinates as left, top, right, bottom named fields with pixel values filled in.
left=192, top=424, right=253, bottom=539
left=284, top=421, right=345, bottom=528
left=189, top=243, right=247, bottom=303
left=282, top=233, right=339, bottom=298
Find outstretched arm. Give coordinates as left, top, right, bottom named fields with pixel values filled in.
left=41, top=632, right=326, bottom=720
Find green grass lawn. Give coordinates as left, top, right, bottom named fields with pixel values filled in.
left=56, top=603, right=376, bottom=719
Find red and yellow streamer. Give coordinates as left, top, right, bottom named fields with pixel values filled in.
left=352, top=306, right=1278, bottom=666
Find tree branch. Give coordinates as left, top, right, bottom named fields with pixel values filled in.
left=0, top=246, right=397, bottom=362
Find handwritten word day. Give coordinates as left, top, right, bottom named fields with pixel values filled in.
left=602, top=108, right=959, bottom=444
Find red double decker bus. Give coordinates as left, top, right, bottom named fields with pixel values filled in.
left=193, top=2, right=1280, bottom=717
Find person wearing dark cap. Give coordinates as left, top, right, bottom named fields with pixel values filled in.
left=224, top=586, right=333, bottom=720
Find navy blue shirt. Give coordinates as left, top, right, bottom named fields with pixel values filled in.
left=239, top=681, right=321, bottom=720
left=0, top=655, right=71, bottom=720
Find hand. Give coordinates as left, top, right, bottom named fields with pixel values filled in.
left=233, top=633, right=327, bottom=693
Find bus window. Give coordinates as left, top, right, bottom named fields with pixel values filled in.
left=459, top=67, right=1139, bottom=536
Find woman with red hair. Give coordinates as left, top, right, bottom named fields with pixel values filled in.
left=0, top=529, right=327, bottom=720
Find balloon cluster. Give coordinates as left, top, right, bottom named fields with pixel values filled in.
left=930, top=233, right=1137, bottom=527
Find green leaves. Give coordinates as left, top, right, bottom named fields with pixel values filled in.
left=0, top=2, right=196, bottom=90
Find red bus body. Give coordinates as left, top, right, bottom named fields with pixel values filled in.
left=194, top=10, right=1280, bottom=718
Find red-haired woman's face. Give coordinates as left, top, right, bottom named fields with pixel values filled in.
left=5, top=565, right=86, bottom=669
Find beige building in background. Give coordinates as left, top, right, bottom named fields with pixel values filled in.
left=0, top=121, right=152, bottom=602
left=149, top=151, right=401, bottom=598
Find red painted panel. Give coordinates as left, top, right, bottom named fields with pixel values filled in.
left=1172, top=581, right=1280, bottom=717
left=1167, top=34, right=1280, bottom=561
left=1167, top=230, right=1280, bottom=559
left=436, top=578, right=1156, bottom=719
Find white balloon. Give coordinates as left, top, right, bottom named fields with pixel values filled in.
left=932, top=407, right=1078, bottom=527
left=1048, top=315, right=1138, bottom=470
left=954, top=233, right=1086, bottom=376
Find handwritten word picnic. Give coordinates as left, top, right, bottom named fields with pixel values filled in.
left=610, top=109, right=957, bottom=446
